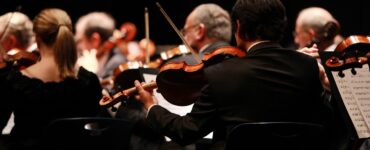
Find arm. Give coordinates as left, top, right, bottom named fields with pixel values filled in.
left=297, top=45, right=331, bottom=92
left=134, top=80, right=217, bottom=145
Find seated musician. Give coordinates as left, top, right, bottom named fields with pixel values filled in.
left=134, top=0, right=333, bottom=150
left=0, top=11, right=35, bottom=53
left=294, top=7, right=342, bottom=91
left=167, top=3, right=232, bottom=65
left=0, top=11, right=38, bottom=72
left=294, top=7, right=341, bottom=52
left=0, top=8, right=102, bottom=150
left=75, top=11, right=127, bottom=89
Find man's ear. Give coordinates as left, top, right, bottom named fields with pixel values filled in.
left=8, top=35, right=18, bottom=48
left=90, top=32, right=102, bottom=48
left=2, top=35, right=17, bottom=51
left=195, top=23, right=205, bottom=40
left=308, top=28, right=317, bottom=40
left=235, top=20, right=243, bottom=40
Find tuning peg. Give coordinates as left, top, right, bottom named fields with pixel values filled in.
left=338, top=71, right=345, bottom=78
left=351, top=68, right=357, bottom=75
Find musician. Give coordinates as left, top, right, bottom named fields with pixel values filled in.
left=168, top=3, right=232, bottom=65
left=294, top=7, right=341, bottom=52
left=0, top=8, right=102, bottom=149
left=0, top=12, right=38, bottom=70
left=0, top=12, right=35, bottom=53
left=294, top=7, right=342, bottom=92
left=75, top=12, right=127, bottom=87
left=134, top=0, right=333, bottom=149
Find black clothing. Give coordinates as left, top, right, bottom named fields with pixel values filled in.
left=146, top=42, right=332, bottom=149
left=0, top=67, right=102, bottom=150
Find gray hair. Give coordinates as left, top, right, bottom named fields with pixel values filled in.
left=76, top=12, right=115, bottom=42
left=297, top=7, right=338, bottom=34
left=0, top=12, right=34, bottom=49
left=191, top=3, right=232, bottom=42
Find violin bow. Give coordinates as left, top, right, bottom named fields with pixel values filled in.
left=155, top=2, right=202, bottom=64
left=144, top=7, right=151, bottom=64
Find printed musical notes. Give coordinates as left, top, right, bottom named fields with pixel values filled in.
left=332, top=65, right=370, bottom=138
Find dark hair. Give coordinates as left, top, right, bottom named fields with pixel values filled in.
left=231, top=0, right=287, bottom=42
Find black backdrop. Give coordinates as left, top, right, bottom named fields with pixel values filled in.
left=1, top=0, right=369, bottom=48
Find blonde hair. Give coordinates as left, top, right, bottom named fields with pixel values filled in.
left=33, top=8, right=77, bottom=78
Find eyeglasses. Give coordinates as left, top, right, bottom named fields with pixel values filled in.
left=180, top=24, right=199, bottom=36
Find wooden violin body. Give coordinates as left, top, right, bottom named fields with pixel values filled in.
left=100, top=46, right=246, bottom=107
left=0, top=49, right=39, bottom=70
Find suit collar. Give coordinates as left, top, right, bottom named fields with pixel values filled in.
left=247, top=41, right=282, bottom=55
left=200, top=41, right=230, bottom=55
left=199, top=41, right=230, bottom=58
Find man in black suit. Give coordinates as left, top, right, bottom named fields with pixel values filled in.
left=134, top=0, right=332, bottom=149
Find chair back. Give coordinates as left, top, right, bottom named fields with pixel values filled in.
left=225, top=122, right=327, bottom=150
left=41, top=117, right=133, bottom=150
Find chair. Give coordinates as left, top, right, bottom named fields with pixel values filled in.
left=41, top=117, right=133, bottom=150
left=224, top=122, right=328, bottom=150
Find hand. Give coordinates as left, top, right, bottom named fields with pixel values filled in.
left=134, top=80, right=158, bottom=110
left=297, top=44, right=319, bottom=57
left=76, top=49, right=99, bottom=73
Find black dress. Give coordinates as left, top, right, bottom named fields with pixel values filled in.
left=0, top=67, right=102, bottom=150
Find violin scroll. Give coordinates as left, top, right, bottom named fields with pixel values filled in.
left=325, top=35, right=370, bottom=75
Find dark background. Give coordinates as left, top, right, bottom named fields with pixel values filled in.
left=1, top=0, right=369, bottom=48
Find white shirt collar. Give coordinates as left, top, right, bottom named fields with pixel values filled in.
left=247, top=40, right=271, bottom=52
left=199, top=44, right=211, bottom=54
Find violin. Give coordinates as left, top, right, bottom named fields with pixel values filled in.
left=100, top=22, right=138, bottom=55
left=0, top=11, right=39, bottom=70
left=99, top=46, right=246, bottom=107
left=99, top=3, right=246, bottom=108
left=110, top=44, right=190, bottom=93
left=325, top=35, right=370, bottom=77
left=114, top=44, right=191, bottom=75
left=150, top=44, right=191, bottom=68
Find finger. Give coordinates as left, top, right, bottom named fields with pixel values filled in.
left=135, top=95, right=141, bottom=100
left=135, top=80, right=143, bottom=92
left=311, top=43, right=318, bottom=48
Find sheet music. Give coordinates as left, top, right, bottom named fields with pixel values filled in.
left=332, top=65, right=370, bottom=138
left=142, top=73, right=213, bottom=140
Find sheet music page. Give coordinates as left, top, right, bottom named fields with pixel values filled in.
left=332, top=65, right=370, bottom=138
left=142, top=73, right=213, bottom=140
left=142, top=74, right=194, bottom=116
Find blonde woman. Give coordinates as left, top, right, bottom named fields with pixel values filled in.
left=0, top=8, right=102, bottom=150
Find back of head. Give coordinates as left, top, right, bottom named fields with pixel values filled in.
left=191, top=3, right=232, bottom=42
left=0, top=12, right=34, bottom=50
left=33, top=8, right=77, bottom=78
left=296, top=7, right=340, bottom=42
left=76, top=12, right=115, bottom=42
left=231, top=0, right=287, bottom=42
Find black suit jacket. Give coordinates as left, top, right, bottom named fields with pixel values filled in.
left=147, top=42, right=331, bottom=148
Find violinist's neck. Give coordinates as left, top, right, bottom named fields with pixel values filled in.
left=198, top=38, right=217, bottom=52
left=22, top=50, right=61, bottom=82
